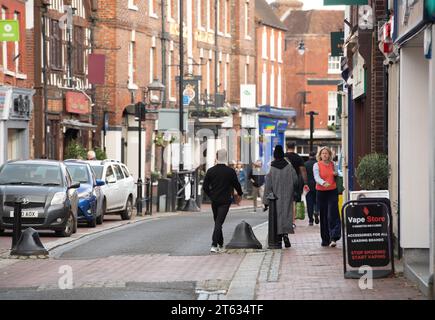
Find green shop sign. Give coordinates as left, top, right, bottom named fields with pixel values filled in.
left=0, top=20, right=20, bottom=42
left=324, top=0, right=368, bottom=5
left=427, top=0, right=435, bottom=19
left=331, top=32, right=345, bottom=57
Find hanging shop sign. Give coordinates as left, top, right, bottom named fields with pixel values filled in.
left=342, top=199, right=394, bottom=279
left=241, top=85, right=256, bottom=109
left=331, top=32, right=345, bottom=57
left=378, top=17, right=394, bottom=56
left=65, top=92, right=90, bottom=115
left=176, top=76, right=201, bottom=109
left=352, top=52, right=366, bottom=99
left=395, top=0, right=426, bottom=43
left=0, top=20, right=20, bottom=42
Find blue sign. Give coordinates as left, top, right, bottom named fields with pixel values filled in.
left=183, top=95, right=190, bottom=106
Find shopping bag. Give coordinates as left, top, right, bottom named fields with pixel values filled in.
left=295, top=202, right=305, bottom=220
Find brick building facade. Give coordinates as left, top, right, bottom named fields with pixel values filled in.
left=95, top=0, right=256, bottom=179
left=280, top=8, right=344, bottom=155
left=33, top=0, right=96, bottom=160
left=0, top=0, right=34, bottom=165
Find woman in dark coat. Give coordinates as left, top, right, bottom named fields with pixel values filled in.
left=263, top=145, right=298, bottom=248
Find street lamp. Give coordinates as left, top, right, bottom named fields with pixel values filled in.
left=306, top=111, right=319, bottom=153
left=297, top=40, right=306, bottom=56
left=134, top=79, right=165, bottom=216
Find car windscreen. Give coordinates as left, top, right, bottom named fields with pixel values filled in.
left=66, top=164, right=91, bottom=184
left=91, top=165, right=104, bottom=179
left=0, top=164, right=63, bottom=186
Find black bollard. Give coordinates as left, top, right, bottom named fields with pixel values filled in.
left=267, top=193, right=282, bottom=249
left=145, top=178, right=151, bottom=215
left=11, top=198, right=24, bottom=250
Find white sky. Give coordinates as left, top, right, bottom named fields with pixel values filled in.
left=267, top=0, right=344, bottom=10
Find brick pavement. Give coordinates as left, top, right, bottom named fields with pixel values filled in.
left=255, top=221, right=426, bottom=300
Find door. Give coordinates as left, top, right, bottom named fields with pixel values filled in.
left=112, top=164, right=127, bottom=207
left=104, top=164, right=119, bottom=211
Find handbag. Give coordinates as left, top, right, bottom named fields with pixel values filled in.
left=295, top=202, right=305, bottom=220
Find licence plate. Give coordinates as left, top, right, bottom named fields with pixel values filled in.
left=10, top=210, right=39, bottom=218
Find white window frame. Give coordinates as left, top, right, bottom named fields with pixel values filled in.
left=128, top=0, right=139, bottom=11
left=270, top=29, right=275, bottom=61
left=328, top=91, right=338, bottom=126
left=328, top=54, right=341, bottom=74
left=128, top=35, right=138, bottom=90
left=277, top=66, right=282, bottom=107
left=278, top=32, right=283, bottom=63
left=2, top=8, right=7, bottom=70
left=262, top=27, right=268, bottom=59
left=261, top=63, right=267, bottom=105
left=244, top=0, right=251, bottom=40
left=270, top=65, right=275, bottom=106
left=149, top=0, right=158, bottom=18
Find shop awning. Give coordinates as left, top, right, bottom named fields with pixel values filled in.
left=285, top=129, right=339, bottom=139
left=61, top=119, right=97, bottom=130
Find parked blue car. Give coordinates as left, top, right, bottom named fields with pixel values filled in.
left=64, top=161, right=105, bottom=228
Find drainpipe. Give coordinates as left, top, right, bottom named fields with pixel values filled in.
left=214, top=0, right=218, bottom=101
left=41, top=3, right=49, bottom=159
left=161, top=0, right=167, bottom=108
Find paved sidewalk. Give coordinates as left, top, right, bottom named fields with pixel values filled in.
left=253, top=220, right=426, bottom=300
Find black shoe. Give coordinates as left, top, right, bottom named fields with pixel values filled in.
left=321, top=242, right=330, bottom=247
left=283, top=234, right=291, bottom=248
left=315, top=215, right=320, bottom=225
left=309, top=222, right=314, bottom=226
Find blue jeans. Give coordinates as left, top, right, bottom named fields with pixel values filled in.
left=317, top=189, right=341, bottom=245
left=306, top=190, right=318, bottom=223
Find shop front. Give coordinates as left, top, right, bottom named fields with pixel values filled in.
left=258, top=106, right=296, bottom=171
left=0, top=86, right=34, bottom=165
left=394, top=0, right=435, bottom=297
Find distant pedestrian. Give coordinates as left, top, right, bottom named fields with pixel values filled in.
left=236, top=161, right=246, bottom=194
left=203, top=149, right=244, bottom=253
left=285, top=141, right=309, bottom=227
left=305, top=151, right=320, bottom=226
left=87, top=150, right=97, bottom=160
left=314, top=147, right=341, bottom=248
left=263, top=145, right=298, bottom=248
left=248, top=160, right=266, bottom=212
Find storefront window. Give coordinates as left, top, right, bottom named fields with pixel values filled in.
left=7, top=129, right=24, bottom=161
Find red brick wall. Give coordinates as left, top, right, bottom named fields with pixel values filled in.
left=284, top=34, right=340, bottom=130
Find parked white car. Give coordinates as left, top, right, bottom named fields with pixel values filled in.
left=85, top=160, right=136, bottom=220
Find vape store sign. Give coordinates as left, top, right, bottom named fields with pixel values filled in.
left=342, top=200, right=394, bottom=278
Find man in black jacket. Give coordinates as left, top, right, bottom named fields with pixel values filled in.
left=203, top=149, right=243, bottom=253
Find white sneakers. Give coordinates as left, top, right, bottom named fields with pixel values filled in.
left=330, top=241, right=337, bottom=248
left=210, top=246, right=220, bottom=253
left=210, top=245, right=224, bottom=253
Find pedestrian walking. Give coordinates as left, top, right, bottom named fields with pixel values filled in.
left=248, top=160, right=266, bottom=212
left=263, top=145, right=298, bottom=248
left=236, top=161, right=246, bottom=194
left=305, top=151, right=320, bottom=226
left=313, top=146, right=341, bottom=248
left=285, top=141, right=309, bottom=227
left=203, top=149, right=244, bottom=253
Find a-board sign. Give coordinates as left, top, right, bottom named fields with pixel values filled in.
left=342, top=199, right=394, bottom=278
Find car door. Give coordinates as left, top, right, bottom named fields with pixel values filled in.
left=104, top=164, right=119, bottom=211
left=112, top=164, right=127, bottom=208
left=121, top=164, right=136, bottom=202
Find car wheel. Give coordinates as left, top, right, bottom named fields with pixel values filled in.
left=88, top=215, right=97, bottom=228
left=121, top=197, right=133, bottom=220
left=55, top=212, right=74, bottom=237
left=96, top=199, right=106, bottom=225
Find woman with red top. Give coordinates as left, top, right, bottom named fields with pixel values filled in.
left=313, top=147, right=341, bottom=248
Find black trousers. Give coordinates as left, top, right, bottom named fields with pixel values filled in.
left=306, top=190, right=318, bottom=223
left=316, top=189, right=341, bottom=245
left=211, top=202, right=231, bottom=247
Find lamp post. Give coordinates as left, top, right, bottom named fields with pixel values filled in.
left=306, top=111, right=319, bottom=153
left=132, top=79, right=165, bottom=216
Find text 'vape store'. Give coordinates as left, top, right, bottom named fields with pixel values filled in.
left=0, top=86, right=34, bottom=165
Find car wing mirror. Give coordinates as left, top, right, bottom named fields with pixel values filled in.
left=69, top=182, right=81, bottom=189
left=95, top=179, right=105, bottom=187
